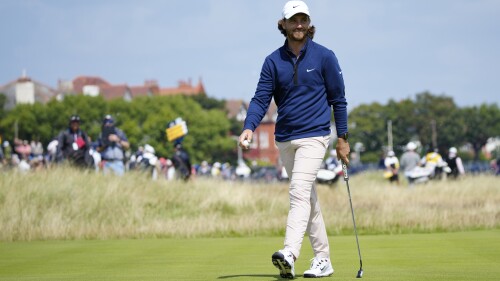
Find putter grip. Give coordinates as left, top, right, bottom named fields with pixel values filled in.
left=342, top=161, right=349, bottom=181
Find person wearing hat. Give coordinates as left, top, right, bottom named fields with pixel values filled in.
left=445, top=147, right=465, bottom=178
left=171, top=143, right=192, bottom=181
left=98, top=114, right=129, bottom=176
left=383, top=150, right=400, bottom=184
left=400, top=142, right=421, bottom=184
left=238, top=1, right=349, bottom=278
left=55, top=115, right=91, bottom=167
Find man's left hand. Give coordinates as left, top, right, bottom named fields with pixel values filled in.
left=336, top=138, right=350, bottom=165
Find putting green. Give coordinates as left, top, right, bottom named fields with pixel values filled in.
left=0, top=230, right=498, bottom=280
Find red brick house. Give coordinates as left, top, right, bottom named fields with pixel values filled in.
left=159, top=78, right=205, bottom=96
left=226, top=99, right=280, bottom=166
left=130, top=80, right=160, bottom=98
left=59, top=76, right=203, bottom=100
left=100, top=84, right=132, bottom=101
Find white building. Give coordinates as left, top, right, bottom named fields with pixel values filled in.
left=0, top=73, right=58, bottom=110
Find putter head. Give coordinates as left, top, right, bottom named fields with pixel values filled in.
left=356, top=269, right=363, bottom=278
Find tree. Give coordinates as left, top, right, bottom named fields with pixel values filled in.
left=0, top=94, right=236, bottom=164
left=0, top=94, right=6, bottom=140
left=461, top=104, right=500, bottom=160
left=411, top=92, right=463, bottom=152
left=348, top=92, right=470, bottom=162
left=348, top=102, right=388, bottom=162
left=385, top=98, right=419, bottom=153
left=189, top=95, right=226, bottom=111
left=0, top=93, right=6, bottom=118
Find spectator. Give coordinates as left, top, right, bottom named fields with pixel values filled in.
left=324, top=149, right=339, bottom=171
left=16, top=154, right=31, bottom=173
left=445, top=147, right=465, bottom=179
left=56, top=115, right=91, bottom=167
left=383, top=150, right=400, bottom=184
left=400, top=142, right=420, bottom=184
left=211, top=162, right=221, bottom=178
left=421, top=147, right=446, bottom=179
left=15, top=139, right=31, bottom=161
left=165, top=158, right=176, bottom=180
left=171, top=143, right=191, bottom=181
left=198, top=160, right=211, bottom=177
left=128, top=146, right=144, bottom=171
left=221, top=162, right=233, bottom=180
left=98, top=114, right=129, bottom=176
left=141, top=144, right=159, bottom=180
left=30, top=139, right=44, bottom=159
left=46, top=138, right=59, bottom=165
left=2, top=141, right=12, bottom=166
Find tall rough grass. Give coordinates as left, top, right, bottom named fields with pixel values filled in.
left=0, top=167, right=498, bottom=241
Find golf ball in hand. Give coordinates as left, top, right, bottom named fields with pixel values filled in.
left=242, top=140, right=250, bottom=148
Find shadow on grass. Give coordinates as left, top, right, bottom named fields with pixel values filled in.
left=218, top=274, right=300, bottom=280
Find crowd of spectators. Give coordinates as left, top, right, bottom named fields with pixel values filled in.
left=2, top=115, right=499, bottom=181
left=0, top=114, right=266, bottom=182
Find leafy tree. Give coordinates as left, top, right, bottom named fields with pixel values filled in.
left=461, top=104, right=500, bottom=160
left=348, top=102, right=387, bottom=161
left=0, top=93, right=6, bottom=117
left=189, top=95, right=226, bottom=110
left=0, top=94, right=6, bottom=140
left=105, top=95, right=235, bottom=164
left=385, top=98, right=419, bottom=153
left=412, top=92, right=463, bottom=152
left=348, top=92, right=472, bottom=162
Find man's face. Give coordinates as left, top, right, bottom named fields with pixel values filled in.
left=283, top=13, right=310, bottom=42
left=70, top=121, right=80, bottom=131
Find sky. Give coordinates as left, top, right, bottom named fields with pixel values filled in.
left=1, top=0, right=499, bottom=110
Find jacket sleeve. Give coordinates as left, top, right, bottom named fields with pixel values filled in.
left=323, top=51, right=348, bottom=136
left=243, top=58, right=275, bottom=132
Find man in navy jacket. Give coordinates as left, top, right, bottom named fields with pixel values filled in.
left=239, top=1, right=350, bottom=278
left=56, top=115, right=91, bottom=167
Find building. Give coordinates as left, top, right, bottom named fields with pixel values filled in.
left=226, top=99, right=280, bottom=166
left=0, top=73, right=59, bottom=110
left=159, top=78, right=205, bottom=96
left=2, top=74, right=206, bottom=109
left=57, top=76, right=204, bottom=101
left=60, top=76, right=155, bottom=101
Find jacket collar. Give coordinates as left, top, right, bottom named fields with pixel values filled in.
left=284, top=37, right=311, bottom=57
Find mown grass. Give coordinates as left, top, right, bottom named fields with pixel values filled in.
left=0, top=167, right=499, bottom=241
left=0, top=230, right=498, bottom=280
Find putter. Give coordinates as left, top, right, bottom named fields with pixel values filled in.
left=341, top=161, right=364, bottom=278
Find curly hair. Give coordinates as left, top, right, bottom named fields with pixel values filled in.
left=277, top=18, right=316, bottom=39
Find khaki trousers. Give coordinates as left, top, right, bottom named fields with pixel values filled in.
left=276, top=135, right=330, bottom=259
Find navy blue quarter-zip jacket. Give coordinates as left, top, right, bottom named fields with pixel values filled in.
left=243, top=38, right=348, bottom=142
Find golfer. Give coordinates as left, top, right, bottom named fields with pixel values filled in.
left=239, top=0, right=350, bottom=278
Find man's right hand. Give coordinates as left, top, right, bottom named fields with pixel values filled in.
left=108, top=134, right=119, bottom=142
left=239, top=129, right=253, bottom=150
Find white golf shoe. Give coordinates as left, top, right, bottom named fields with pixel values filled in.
left=272, top=249, right=295, bottom=279
left=303, top=257, right=334, bottom=278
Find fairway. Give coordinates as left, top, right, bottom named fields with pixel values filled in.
left=0, top=230, right=498, bottom=280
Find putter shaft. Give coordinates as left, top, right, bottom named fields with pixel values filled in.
left=341, top=161, right=364, bottom=277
